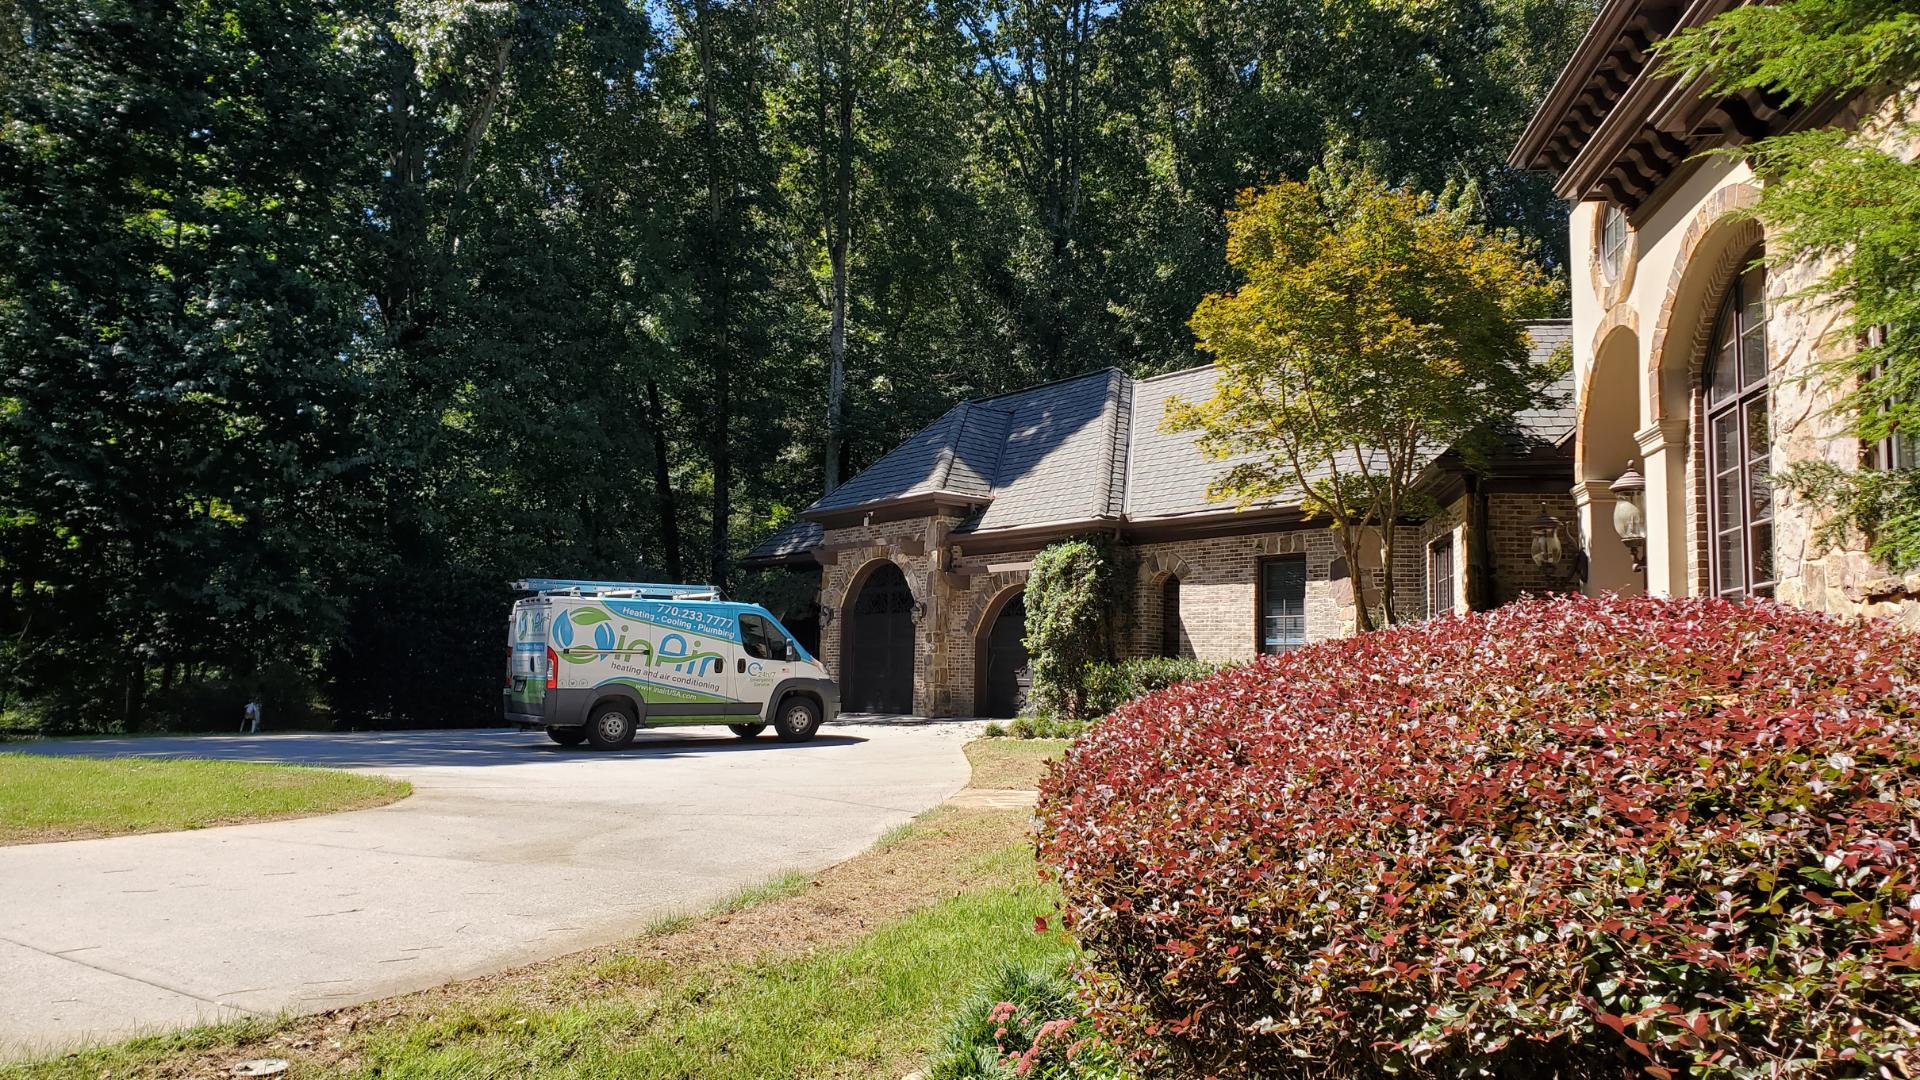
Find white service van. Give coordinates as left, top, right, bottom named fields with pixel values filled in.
left=503, top=578, right=837, bottom=749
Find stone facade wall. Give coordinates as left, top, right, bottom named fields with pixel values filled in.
left=817, top=519, right=1459, bottom=717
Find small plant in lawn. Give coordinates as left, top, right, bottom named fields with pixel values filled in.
left=926, top=960, right=1124, bottom=1080
left=1039, top=594, right=1920, bottom=1078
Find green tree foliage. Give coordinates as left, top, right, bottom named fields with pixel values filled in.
left=0, top=0, right=1594, bottom=730
left=1662, top=1, right=1920, bottom=570
left=1168, top=167, right=1557, bottom=628
left=1023, top=538, right=1125, bottom=721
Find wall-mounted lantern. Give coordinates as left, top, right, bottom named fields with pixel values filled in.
left=1531, top=504, right=1578, bottom=581
left=1609, top=465, right=1647, bottom=573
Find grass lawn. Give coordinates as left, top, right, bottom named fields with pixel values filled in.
left=964, top=737, right=1070, bottom=789
left=0, top=754, right=411, bottom=845
left=4, top=741, right=1068, bottom=1079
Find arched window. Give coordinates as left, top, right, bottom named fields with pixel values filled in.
left=1159, top=576, right=1183, bottom=658
left=1705, top=261, right=1772, bottom=599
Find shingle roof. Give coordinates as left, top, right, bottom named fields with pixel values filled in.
left=744, top=517, right=824, bottom=562
left=742, top=321, right=1575, bottom=562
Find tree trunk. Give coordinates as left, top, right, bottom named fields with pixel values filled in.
left=815, top=14, right=857, bottom=495
left=692, top=0, right=733, bottom=590
left=1338, top=525, right=1375, bottom=633
left=646, top=379, right=683, bottom=581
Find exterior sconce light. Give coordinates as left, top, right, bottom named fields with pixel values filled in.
left=1531, top=504, right=1577, bottom=581
left=1609, top=465, right=1647, bottom=573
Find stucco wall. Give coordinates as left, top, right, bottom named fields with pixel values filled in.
left=1566, top=90, right=1920, bottom=624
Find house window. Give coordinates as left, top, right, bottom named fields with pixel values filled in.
left=1258, top=556, right=1307, bottom=654
left=1600, top=205, right=1629, bottom=283
left=1428, top=536, right=1455, bottom=617
left=1705, top=261, right=1773, bottom=599
left=1866, top=326, right=1916, bottom=470
left=1159, top=576, right=1184, bottom=658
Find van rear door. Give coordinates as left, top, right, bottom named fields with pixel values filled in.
left=506, top=598, right=550, bottom=719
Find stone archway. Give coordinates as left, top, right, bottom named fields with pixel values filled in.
left=972, top=584, right=1028, bottom=719
left=840, top=560, right=916, bottom=714
left=1578, top=318, right=1645, bottom=596
left=1643, top=182, right=1766, bottom=597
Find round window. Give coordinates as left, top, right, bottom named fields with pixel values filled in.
left=1599, top=204, right=1630, bottom=284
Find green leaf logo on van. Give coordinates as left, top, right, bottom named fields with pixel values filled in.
left=570, top=608, right=610, bottom=625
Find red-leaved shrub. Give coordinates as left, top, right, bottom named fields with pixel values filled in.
left=1037, top=595, right=1920, bottom=1078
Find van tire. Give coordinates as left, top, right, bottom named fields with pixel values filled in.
left=727, top=723, right=766, bottom=738
left=773, top=697, right=822, bottom=743
left=547, top=727, right=587, bottom=747
left=586, top=704, right=637, bottom=750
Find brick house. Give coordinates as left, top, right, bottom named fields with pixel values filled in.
left=743, top=323, right=1576, bottom=717
left=1513, top=0, right=1920, bottom=623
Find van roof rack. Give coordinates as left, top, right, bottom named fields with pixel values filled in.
left=512, top=578, right=723, bottom=601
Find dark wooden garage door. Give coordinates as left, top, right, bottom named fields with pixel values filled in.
left=844, top=563, right=915, bottom=714
left=979, top=592, right=1028, bottom=719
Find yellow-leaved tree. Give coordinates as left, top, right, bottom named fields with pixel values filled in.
left=1168, top=168, right=1559, bottom=629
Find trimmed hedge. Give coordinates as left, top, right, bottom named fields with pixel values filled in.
left=1082, top=657, right=1229, bottom=719
left=1038, top=595, right=1920, bottom=1078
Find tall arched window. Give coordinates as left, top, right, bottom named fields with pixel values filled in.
left=1159, top=575, right=1183, bottom=658
left=1705, top=261, right=1773, bottom=599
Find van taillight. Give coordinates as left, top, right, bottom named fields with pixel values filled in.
left=545, top=647, right=558, bottom=690
left=504, top=648, right=513, bottom=687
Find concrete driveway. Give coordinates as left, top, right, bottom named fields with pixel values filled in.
left=0, top=718, right=979, bottom=1061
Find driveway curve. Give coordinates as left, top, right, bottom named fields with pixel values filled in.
left=0, top=719, right=978, bottom=1061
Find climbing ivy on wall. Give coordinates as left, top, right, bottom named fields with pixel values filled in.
left=1024, top=538, right=1131, bottom=721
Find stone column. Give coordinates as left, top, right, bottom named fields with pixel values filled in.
left=1573, top=479, right=1642, bottom=597
left=1636, top=418, right=1690, bottom=598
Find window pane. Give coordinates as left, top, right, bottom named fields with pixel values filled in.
left=1711, top=337, right=1739, bottom=403
left=1713, top=412, right=1741, bottom=470
left=1751, top=521, right=1774, bottom=586
left=1716, top=471, right=1744, bottom=532
left=1261, top=558, right=1307, bottom=653
left=1716, top=527, right=1746, bottom=596
left=1739, top=267, right=1768, bottom=387
left=1896, top=433, right=1919, bottom=471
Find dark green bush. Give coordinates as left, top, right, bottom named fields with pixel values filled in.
left=1025, top=539, right=1129, bottom=720
left=1082, top=656, right=1227, bottom=718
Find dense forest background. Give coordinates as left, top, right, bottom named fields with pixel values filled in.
left=0, top=0, right=1595, bottom=730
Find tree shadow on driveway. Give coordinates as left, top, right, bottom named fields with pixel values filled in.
left=5, top=728, right=870, bottom=771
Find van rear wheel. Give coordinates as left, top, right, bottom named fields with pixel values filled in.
left=727, top=723, right=766, bottom=738
left=586, top=705, right=637, bottom=750
left=774, top=697, right=821, bottom=743
left=547, top=727, right=587, bottom=747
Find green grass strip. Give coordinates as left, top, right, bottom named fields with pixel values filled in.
left=0, top=753, right=410, bottom=844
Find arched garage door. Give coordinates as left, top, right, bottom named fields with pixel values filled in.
left=843, top=563, right=915, bottom=714
left=977, top=591, right=1028, bottom=719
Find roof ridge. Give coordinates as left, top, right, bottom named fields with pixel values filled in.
left=933, top=401, right=969, bottom=491
left=1132, top=360, right=1220, bottom=385
left=1105, top=371, right=1133, bottom=519
left=965, top=366, right=1124, bottom=405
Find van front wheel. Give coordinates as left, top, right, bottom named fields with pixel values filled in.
left=586, top=705, right=637, bottom=750
left=727, top=723, right=766, bottom=738
left=774, top=697, right=821, bottom=743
